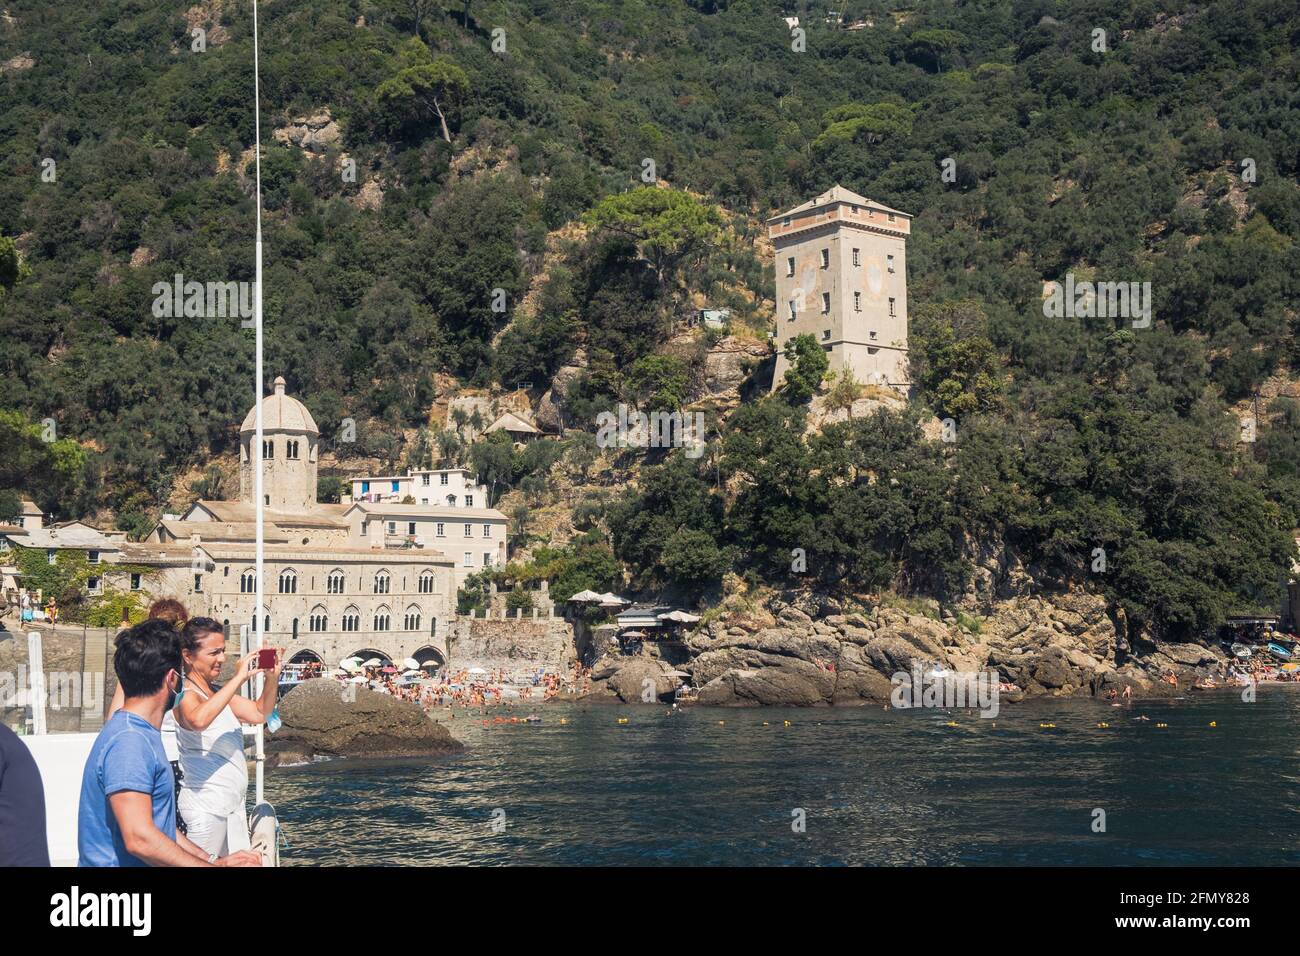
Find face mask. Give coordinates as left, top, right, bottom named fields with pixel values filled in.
left=166, top=670, right=184, bottom=712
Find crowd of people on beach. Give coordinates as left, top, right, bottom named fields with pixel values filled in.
left=332, top=662, right=595, bottom=712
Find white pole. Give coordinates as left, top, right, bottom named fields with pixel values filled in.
left=26, top=631, right=46, bottom=736
left=252, top=0, right=266, bottom=807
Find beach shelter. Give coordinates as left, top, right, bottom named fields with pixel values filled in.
left=402, top=657, right=420, bottom=670
left=657, top=610, right=701, bottom=624
left=568, top=590, right=603, bottom=603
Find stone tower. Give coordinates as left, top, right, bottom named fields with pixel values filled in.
left=768, top=185, right=911, bottom=394
left=239, top=376, right=319, bottom=512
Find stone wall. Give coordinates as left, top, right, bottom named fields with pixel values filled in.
left=447, top=617, right=575, bottom=671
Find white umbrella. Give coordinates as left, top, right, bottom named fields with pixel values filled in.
left=402, top=669, right=422, bottom=677
left=328, top=668, right=349, bottom=678
left=402, top=657, right=420, bottom=671
left=597, top=592, right=630, bottom=605
left=348, top=675, right=367, bottom=683
left=420, top=660, right=440, bottom=669
left=467, top=666, right=488, bottom=675
left=658, top=610, right=700, bottom=623
left=339, top=660, right=361, bottom=673
left=364, top=658, right=383, bottom=667
left=568, top=589, right=603, bottom=602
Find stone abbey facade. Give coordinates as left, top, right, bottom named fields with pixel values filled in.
left=769, top=185, right=911, bottom=394
left=121, top=377, right=509, bottom=668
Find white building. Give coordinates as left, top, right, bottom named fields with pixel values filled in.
left=346, top=467, right=487, bottom=508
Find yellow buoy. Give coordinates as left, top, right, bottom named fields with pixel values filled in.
left=1097, top=722, right=1109, bottom=728
left=946, top=721, right=958, bottom=727
left=783, top=720, right=791, bottom=727
left=1209, top=721, right=1216, bottom=728
left=1039, top=722, right=1056, bottom=729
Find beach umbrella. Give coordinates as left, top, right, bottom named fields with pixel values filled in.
left=381, top=665, right=398, bottom=674
left=468, top=666, right=488, bottom=675
left=657, top=610, right=700, bottom=624
left=364, top=658, right=383, bottom=667
left=597, top=592, right=630, bottom=605
left=568, top=589, right=603, bottom=603
left=402, top=657, right=420, bottom=671
left=339, top=660, right=361, bottom=673
left=420, top=660, right=440, bottom=669
left=402, top=669, right=422, bottom=677
left=348, top=675, right=366, bottom=684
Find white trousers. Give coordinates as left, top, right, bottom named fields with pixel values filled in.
left=180, top=796, right=250, bottom=858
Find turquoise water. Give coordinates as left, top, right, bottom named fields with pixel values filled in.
left=264, top=690, right=1300, bottom=866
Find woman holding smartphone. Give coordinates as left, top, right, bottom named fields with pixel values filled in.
left=173, top=617, right=283, bottom=858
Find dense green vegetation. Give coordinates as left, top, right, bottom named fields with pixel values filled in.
left=2, top=0, right=1298, bottom=638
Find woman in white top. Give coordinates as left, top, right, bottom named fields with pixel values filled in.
left=174, top=617, right=283, bottom=857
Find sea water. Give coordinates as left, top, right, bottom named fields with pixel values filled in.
left=263, top=690, right=1300, bottom=866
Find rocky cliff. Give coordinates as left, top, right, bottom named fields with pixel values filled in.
left=585, top=590, right=1230, bottom=707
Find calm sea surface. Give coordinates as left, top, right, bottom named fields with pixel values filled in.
left=264, top=689, right=1300, bottom=866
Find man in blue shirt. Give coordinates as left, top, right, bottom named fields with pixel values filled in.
left=78, top=619, right=260, bottom=867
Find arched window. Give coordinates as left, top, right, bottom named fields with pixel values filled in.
left=309, top=606, right=327, bottom=632
left=341, top=606, right=360, bottom=632
left=446, top=495, right=457, bottom=506
left=252, top=614, right=270, bottom=635
left=373, top=571, right=390, bottom=594
left=404, top=605, right=421, bottom=631
left=262, top=439, right=274, bottom=459
left=327, top=569, right=345, bottom=594
left=373, top=606, right=391, bottom=631
left=419, top=570, right=435, bottom=594
left=240, top=569, right=255, bottom=594
left=278, top=569, right=297, bottom=594
left=286, top=439, right=300, bottom=460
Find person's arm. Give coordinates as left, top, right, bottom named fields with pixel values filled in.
left=176, top=654, right=258, bottom=731
left=228, top=647, right=282, bottom=723
left=110, top=791, right=212, bottom=867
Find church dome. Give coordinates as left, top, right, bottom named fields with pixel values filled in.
left=239, top=376, right=319, bottom=435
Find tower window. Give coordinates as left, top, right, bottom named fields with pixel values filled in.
left=822, top=329, right=831, bottom=341
left=852, top=248, right=860, bottom=267
left=820, top=249, right=829, bottom=269
left=821, top=292, right=830, bottom=314
left=854, top=291, right=861, bottom=311
left=286, top=440, right=299, bottom=460
left=786, top=257, right=794, bottom=277
left=889, top=297, right=896, bottom=317
left=262, top=439, right=273, bottom=459
left=887, top=255, right=895, bottom=273
left=788, top=300, right=797, bottom=321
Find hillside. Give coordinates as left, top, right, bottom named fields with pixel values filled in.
left=2, top=0, right=1299, bottom=640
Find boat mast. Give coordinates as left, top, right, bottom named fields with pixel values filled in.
left=252, top=0, right=266, bottom=806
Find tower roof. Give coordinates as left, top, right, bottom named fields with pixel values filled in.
left=769, top=185, right=910, bottom=222
left=240, top=375, right=319, bottom=435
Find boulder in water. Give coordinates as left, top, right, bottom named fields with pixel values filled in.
left=266, top=679, right=463, bottom=767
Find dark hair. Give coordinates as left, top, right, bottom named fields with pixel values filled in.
left=180, top=617, right=224, bottom=657
left=113, top=620, right=182, bottom=699
left=147, top=598, right=189, bottom=628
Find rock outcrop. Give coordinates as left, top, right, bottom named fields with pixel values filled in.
left=585, top=656, right=684, bottom=703
left=266, top=679, right=463, bottom=767
left=273, top=109, right=341, bottom=153
left=666, top=591, right=1230, bottom=707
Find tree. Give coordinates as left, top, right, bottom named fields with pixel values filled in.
left=376, top=39, right=470, bottom=143
left=910, top=301, right=1004, bottom=419
left=781, top=335, right=829, bottom=403
left=584, top=188, right=722, bottom=288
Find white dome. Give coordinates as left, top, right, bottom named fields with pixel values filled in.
left=240, top=376, right=319, bottom=435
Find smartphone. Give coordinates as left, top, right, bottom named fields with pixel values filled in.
left=258, top=648, right=278, bottom=670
